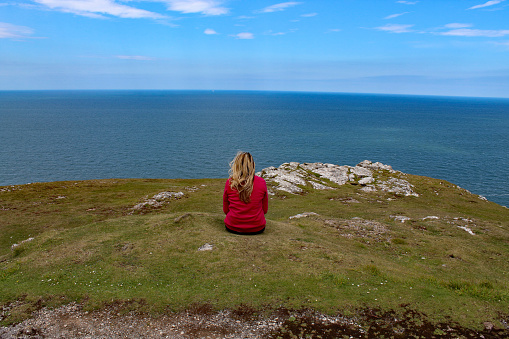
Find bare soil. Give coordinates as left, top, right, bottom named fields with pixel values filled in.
left=1, top=302, right=508, bottom=338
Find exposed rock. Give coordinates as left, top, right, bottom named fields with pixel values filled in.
left=390, top=215, right=411, bottom=223
left=131, top=191, right=184, bottom=211
left=458, top=226, right=475, bottom=235
left=258, top=164, right=308, bottom=194
left=198, top=243, right=214, bottom=251
left=357, top=160, right=396, bottom=173
left=152, top=191, right=184, bottom=201
left=358, top=177, right=374, bottom=185
left=257, top=160, right=418, bottom=197
left=11, top=237, right=35, bottom=251
left=422, top=216, right=440, bottom=221
left=377, top=178, right=419, bottom=197
left=289, top=212, right=319, bottom=220
left=359, top=186, right=377, bottom=193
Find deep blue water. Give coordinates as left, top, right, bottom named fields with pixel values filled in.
left=1, top=90, right=508, bottom=207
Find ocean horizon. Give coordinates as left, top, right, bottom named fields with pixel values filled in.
left=1, top=90, right=508, bottom=207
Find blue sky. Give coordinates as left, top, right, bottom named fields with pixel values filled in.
left=1, top=0, right=509, bottom=97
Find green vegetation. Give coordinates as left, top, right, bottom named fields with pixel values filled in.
left=1, top=174, right=508, bottom=332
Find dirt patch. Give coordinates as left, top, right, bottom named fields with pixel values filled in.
left=1, top=303, right=508, bottom=338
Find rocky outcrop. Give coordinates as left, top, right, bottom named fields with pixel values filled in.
left=131, top=191, right=184, bottom=212
left=257, top=160, right=418, bottom=197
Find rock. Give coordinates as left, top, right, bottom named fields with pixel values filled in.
left=258, top=160, right=418, bottom=197
left=358, top=177, right=374, bottom=185
left=11, top=237, right=35, bottom=251
left=198, top=243, right=214, bottom=251
left=349, top=166, right=372, bottom=178
left=457, top=226, right=475, bottom=235
left=152, top=191, right=184, bottom=201
left=300, top=162, right=352, bottom=185
left=390, top=215, right=411, bottom=223
left=357, top=160, right=395, bottom=173
left=131, top=191, right=184, bottom=211
left=289, top=212, right=319, bottom=220
left=309, top=181, right=333, bottom=190
left=377, top=178, right=419, bottom=197
left=359, top=185, right=377, bottom=193
left=258, top=165, right=307, bottom=194
left=422, top=216, right=440, bottom=220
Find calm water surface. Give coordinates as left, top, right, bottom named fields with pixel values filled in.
left=1, top=90, right=508, bottom=206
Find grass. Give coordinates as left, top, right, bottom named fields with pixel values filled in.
left=1, top=174, right=508, bottom=332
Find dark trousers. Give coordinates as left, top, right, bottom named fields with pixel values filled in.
left=225, top=225, right=265, bottom=235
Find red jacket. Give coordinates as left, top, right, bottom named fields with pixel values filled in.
left=223, top=176, right=268, bottom=233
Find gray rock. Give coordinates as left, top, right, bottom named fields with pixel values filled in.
left=198, top=243, right=214, bottom=251
left=422, top=216, right=440, bottom=220
left=358, top=177, right=375, bottom=185
left=289, top=212, right=319, bottom=219
left=11, top=237, right=35, bottom=251
left=359, top=185, right=377, bottom=193
left=258, top=160, right=417, bottom=197
left=390, top=215, right=411, bottom=223
left=132, top=191, right=185, bottom=211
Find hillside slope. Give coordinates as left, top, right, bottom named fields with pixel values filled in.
left=1, top=161, right=508, bottom=337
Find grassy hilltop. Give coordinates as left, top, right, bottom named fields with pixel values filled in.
left=1, top=162, right=508, bottom=336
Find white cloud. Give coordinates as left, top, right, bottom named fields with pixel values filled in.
left=116, top=55, right=155, bottom=60
left=396, top=1, right=418, bottom=4
left=467, top=0, right=505, bottom=10
left=301, top=12, right=317, bottom=17
left=325, top=28, right=341, bottom=33
left=204, top=28, right=217, bottom=34
left=234, top=32, right=254, bottom=39
left=258, top=2, right=301, bottom=13
left=439, top=28, right=509, bottom=37
left=33, top=0, right=165, bottom=19
left=444, top=23, right=473, bottom=29
left=375, top=23, right=414, bottom=33
left=163, top=0, right=228, bottom=15
left=0, top=22, right=34, bottom=39
left=384, top=12, right=409, bottom=19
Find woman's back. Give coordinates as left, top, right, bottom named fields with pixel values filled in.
left=223, top=152, right=268, bottom=234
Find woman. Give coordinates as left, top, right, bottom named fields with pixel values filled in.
left=223, top=152, right=268, bottom=235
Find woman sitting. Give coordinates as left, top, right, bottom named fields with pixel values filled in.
left=223, top=152, right=268, bottom=235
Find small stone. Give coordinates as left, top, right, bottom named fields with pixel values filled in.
left=198, top=243, right=214, bottom=251
left=390, top=215, right=411, bottom=223
left=484, top=321, right=494, bottom=331
left=289, top=212, right=318, bottom=219
left=422, top=216, right=439, bottom=220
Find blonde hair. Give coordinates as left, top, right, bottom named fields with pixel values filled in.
left=228, top=151, right=255, bottom=203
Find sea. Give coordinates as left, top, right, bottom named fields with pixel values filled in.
left=1, top=90, right=508, bottom=207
